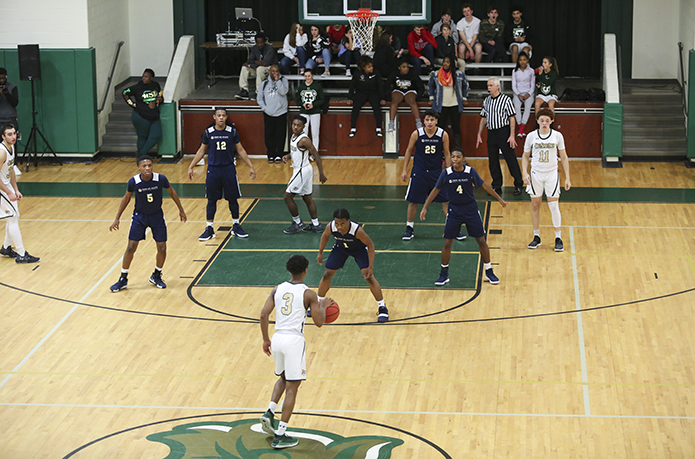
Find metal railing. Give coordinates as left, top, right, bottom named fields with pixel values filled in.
left=97, top=41, right=125, bottom=114
left=678, top=42, right=688, bottom=118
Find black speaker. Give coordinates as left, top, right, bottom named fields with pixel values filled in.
left=18, top=44, right=41, bottom=81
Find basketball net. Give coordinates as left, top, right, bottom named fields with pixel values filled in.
left=346, top=8, right=380, bottom=54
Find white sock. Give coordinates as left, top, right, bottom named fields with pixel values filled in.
left=484, top=262, right=492, bottom=270
left=121, top=268, right=129, bottom=275
left=268, top=401, right=277, bottom=414
left=4, top=227, right=11, bottom=248
left=311, top=218, right=319, bottom=226
left=533, top=229, right=540, bottom=237
left=406, top=221, right=414, bottom=228
left=441, top=264, right=449, bottom=270
left=206, top=221, right=214, bottom=227
left=318, top=296, right=325, bottom=302
left=277, top=421, right=288, bottom=435
left=377, top=299, right=385, bottom=308
left=555, top=230, right=561, bottom=238
left=5, top=216, right=24, bottom=256
left=548, top=201, right=561, bottom=230
left=292, top=215, right=301, bottom=224
left=232, top=219, right=240, bottom=225
left=155, top=266, right=163, bottom=272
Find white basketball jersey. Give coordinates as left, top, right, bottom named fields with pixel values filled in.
left=0, top=142, right=14, bottom=188
left=524, top=129, right=565, bottom=173
left=274, top=281, right=309, bottom=334
left=289, top=132, right=311, bottom=169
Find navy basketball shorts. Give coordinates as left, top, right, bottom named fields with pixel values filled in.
left=206, top=164, right=241, bottom=201
left=129, top=211, right=167, bottom=242
left=443, top=204, right=485, bottom=239
left=325, top=247, right=370, bottom=271
left=405, top=167, right=448, bottom=204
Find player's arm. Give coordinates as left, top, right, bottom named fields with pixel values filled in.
left=260, top=287, right=277, bottom=356
left=165, top=186, right=188, bottom=222
left=481, top=181, right=507, bottom=208
left=187, top=143, right=207, bottom=180
left=521, top=149, right=531, bottom=185
left=0, top=150, right=17, bottom=200
left=419, top=186, right=441, bottom=221
left=442, top=131, right=451, bottom=167
left=317, top=224, right=331, bottom=265
left=476, top=117, right=486, bottom=148
left=300, top=137, right=327, bottom=183
left=355, top=227, right=376, bottom=280
left=401, top=130, right=419, bottom=182
left=235, top=141, right=257, bottom=180
left=8, top=166, right=21, bottom=200
left=305, top=289, right=330, bottom=327
left=110, top=191, right=133, bottom=231
left=558, top=148, right=571, bottom=190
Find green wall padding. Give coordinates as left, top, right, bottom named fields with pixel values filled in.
left=603, top=102, right=623, bottom=158
left=0, top=48, right=98, bottom=154
left=688, top=50, right=695, bottom=159
left=158, top=101, right=177, bottom=156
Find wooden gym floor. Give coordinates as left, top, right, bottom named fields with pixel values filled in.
left=1, top=156, right=695, bottom=458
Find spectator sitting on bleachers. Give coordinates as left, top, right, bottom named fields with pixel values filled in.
left=512, top=52, right=534, bottom=137
left=479, top=6, right=507, bottom=63
left=326, top=24, right=346, bottom=55
left=535, top=56, right=559, bottom=115
left=338, top=27, right=361, bottom=76
left=431, top=8, right=460, bottom=43
left=348, top=56, right=386, bottom=139
left=305, top=25, right=332, bottom=76
left=373, top=31, right=404, bottom=78
left=456, top=3, right=483, bottom=63
left=235, top=33, right=277, bottom=100
left=280, top=22, right=308, bottom=75
left=428, top=56, right=468, bottom=149
left=386, top=59, right=425, bottom=133
left=373, top=26, right=403, bottom=54
left=407, top=24, right=437, bottom=75
left=505, top=6, right=532, bottom=63
left=434, top=23, right=465, bottom=71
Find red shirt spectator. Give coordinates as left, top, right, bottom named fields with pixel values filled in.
left=326, top=25, right=346, bottom=46
left=407, top=26, right=437, bottom=58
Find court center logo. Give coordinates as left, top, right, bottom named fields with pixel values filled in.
left=146, top=418, right=404, bottom=458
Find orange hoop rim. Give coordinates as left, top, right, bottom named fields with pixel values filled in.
left=346, top=8, right=380, bottom=20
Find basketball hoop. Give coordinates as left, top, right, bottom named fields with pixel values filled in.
left=346, top=8, right=380, bottom=54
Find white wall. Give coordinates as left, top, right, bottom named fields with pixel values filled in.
left=0, top=0, right=89, bottom=48
left=128, top=0, right=174, bottom=77
left=88, top=0, right=131, bottom=140
left=632, top=0, right=680, bottom=79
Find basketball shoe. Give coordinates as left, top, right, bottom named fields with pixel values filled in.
left=260, top=410, right=276, bottom=435
left=199, top=226, right=215, bottom=241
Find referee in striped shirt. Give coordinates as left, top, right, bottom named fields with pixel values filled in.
left=476, top=77, right=523, bottom=196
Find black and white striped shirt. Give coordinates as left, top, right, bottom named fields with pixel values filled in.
left=480, top=93, right=516, bottom=130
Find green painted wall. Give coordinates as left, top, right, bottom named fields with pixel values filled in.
left=603, top=103, right=623, bottom=158
left=0, top=48, right=98, bottom=154
left=601, top=0, right=633, bottom=79
left=688, top=50, right=695, bottom=159
left=158, top=101, right=177, bottom=157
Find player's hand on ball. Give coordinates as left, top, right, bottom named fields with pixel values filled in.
left=262, top=339, right=272, bottom=356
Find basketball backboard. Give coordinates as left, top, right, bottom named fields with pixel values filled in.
left=300, top=0, right=430, bottom=24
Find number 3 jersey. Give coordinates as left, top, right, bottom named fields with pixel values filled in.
left=127, top=173, right=169, bottom=214
left=524, top=128, right=565, bottom=173
left=274, top=281, right=309, bottom=334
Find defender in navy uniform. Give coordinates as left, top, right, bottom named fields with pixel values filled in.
left=187, top=108, right=256, bottom=241
left=420, top=149, right=507, bottom=286
left=401, top=109, right=465, bottom=241
left=109, top=155, right=187, bottom=291
left=317, top=208, right=389, bottom=322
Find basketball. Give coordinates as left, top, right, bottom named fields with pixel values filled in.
left=324, top=301, right=340, bottom=324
